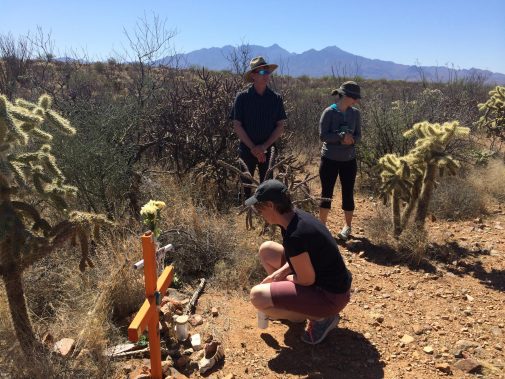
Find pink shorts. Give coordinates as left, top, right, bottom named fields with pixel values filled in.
left=270, top=281, right=351, bottom=318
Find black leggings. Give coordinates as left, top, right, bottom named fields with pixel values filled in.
left=319, top=157, right=357, bottom=211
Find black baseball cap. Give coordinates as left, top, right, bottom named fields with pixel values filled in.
left=245, top=179, right=288, bottom=206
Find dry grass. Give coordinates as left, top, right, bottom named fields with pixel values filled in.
left=364, top=203, right=428, bottom=264
left=430, top=175, right=486, bottom=220
left=142, top=174, right=267, bottom=290
left=469, top=158, right=505, bottom=204
left=0, top=230, right=146, bottom=378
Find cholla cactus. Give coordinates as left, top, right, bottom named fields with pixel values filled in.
left=0, top=93, right=112, bottom=356
left=378, top=121, right=470, bottom=236
left=477, top=86, right=505, bottom=142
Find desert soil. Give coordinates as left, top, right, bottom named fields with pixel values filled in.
left=122, top=195, right=505, bottom=379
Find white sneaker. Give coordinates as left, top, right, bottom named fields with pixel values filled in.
left=337, top=225, right=352, bottom=241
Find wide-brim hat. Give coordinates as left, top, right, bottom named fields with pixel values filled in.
left=331, top=81, right=361, bottom=99
left=244, top=56, right=278, bottom=83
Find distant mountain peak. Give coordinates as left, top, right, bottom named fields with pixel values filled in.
left=159, top=44, right=505, bottom=84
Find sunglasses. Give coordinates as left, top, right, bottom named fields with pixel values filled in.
left=255, top=69, right=271, bottom=76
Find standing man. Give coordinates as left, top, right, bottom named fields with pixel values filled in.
left=230, top=56, right=287, bottom=198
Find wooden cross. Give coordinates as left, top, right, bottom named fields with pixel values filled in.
left=128, top=231, right=174, bottom=379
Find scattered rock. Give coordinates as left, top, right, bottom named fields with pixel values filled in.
left=454, top=358, right=482, bottom=374
left=465, top=294, right=474, bottom=302
left=164, top=367, right=189, bottom=379
left=223, top=374, right=235, bottom=379
left=370, top=313, right=384, bottom=325
left=189, top=314, right=204, bottom=326
left=164, top=355, right=174, bottom=367
left=423, top=346, right=434, bottom=354
left=412, top=324, right=424, bottom=335
left=453, top=339, right=478, bottom=357
left=160, top=303, right=172, bottom=317
left=211, top=307, right=219, bottom=317
left=401, top=334, right=415, bottom=345
left=435, top=362, right=451, bottom=374
left=175, top=355, right=190, bottom=369
left=491, top=327, right=502, bottom=337
left=53, top=338, right=75, bottom=357
left=129, top=366, right=150, bottom=379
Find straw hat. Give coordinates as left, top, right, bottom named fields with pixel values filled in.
left=244, top=56, right=278, bottom=82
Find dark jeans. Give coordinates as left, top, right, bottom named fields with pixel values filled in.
left=240, top=149, right=273, bottom=198
left=319, top=157, right=357, bottom=211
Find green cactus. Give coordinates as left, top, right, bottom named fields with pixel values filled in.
left=378, top=121, right=469, bottom=237
left=0, top=93, right=112, bottom=357
left=477, top=86, right=505, bottom=142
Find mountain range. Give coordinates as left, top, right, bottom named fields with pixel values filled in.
left=160, top=44, right=505, bottom=84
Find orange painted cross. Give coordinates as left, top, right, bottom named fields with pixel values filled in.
left=128, top=231, right=174, bottom=379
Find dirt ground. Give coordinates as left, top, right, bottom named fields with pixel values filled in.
left=123, top=195, right=505, bottom=379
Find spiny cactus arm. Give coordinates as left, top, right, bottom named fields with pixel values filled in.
left=39, top=145, right=65, bottom=180
left=217, top=159, right=258, bottom=183
left=0, top=96, right=29, bottom=145
left=31, top=168, right=54, bottom=195
left=264, top=155, right=291, bottom=180
left=44, top=110, right=76, bottom=136
left=19, top=230, right=67, bottom=271
left=20, top=213, right=112, bottom=271
left=14, top=99, right=38, bottom=110
left=8, top=108, right=43, bottom=125
left=436, top=156, right=461, bottom=176
left=37, top=94, right=52, bottom=110
left=29, top=128, right=53, bottom=142
left=11, top=151, right=41, bottom=165
left=10, top=201, right=51, bottom=234
left=291, top=173, right=318, bottom=192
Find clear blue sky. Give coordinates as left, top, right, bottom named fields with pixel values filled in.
left=1, top=0, right=505, bottom=73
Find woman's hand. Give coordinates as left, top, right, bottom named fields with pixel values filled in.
left=261, top=265, right=290, bottom=284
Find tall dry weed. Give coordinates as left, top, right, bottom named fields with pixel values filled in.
left=470, top=159, right=505, bottom=204
left=430, top=175, right=486, bottom=220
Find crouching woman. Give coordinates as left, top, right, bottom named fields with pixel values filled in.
left=246, top=180, right=352, bottom=344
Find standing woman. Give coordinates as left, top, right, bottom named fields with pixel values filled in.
left=318, top=81, right=362, bottom=241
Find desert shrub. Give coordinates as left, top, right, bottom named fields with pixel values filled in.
left=429, top=175, right=486, bottom=220
left=54, top=97, right=137, bottom=218
left=284, top=83, right=328, bottom=155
